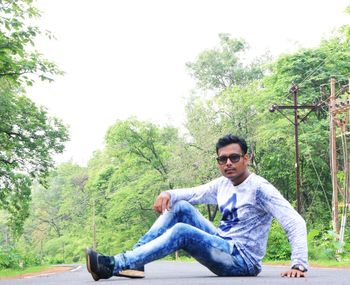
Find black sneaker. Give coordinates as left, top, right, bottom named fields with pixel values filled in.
left=118, top=266, right=145, bottom=278
left=85, top=248, right=115, bottom=281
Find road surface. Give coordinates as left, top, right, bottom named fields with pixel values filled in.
left=1, top=261, right=349, bottom=285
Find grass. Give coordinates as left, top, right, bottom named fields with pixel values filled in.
left=163, top=254, right=350, bottom=268
left=309, top=259, right=350, bottom=268
left=263, top=259, right=350, bottom=268
left=0, top=265, right=52, bottom=278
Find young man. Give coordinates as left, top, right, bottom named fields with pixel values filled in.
left=86, top=134, right=308, bottom=281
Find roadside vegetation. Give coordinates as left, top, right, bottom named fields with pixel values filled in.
left=0, top=265, right=53, bottom=279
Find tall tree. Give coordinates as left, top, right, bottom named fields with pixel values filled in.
left=0, top=0, right=62, bottom=86
left=105, top=118, right=179, bottom=190
left=20, top=163, right=89, bottom=263
left=0, top=87, right=68, bottom=236
left=186, top=33, right=267, bottom=90
left=0, top=0, right=68, bottom=236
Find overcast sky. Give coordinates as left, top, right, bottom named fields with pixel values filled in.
left=28, top=0, right=349, bottom=166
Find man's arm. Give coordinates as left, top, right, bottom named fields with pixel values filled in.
left=153, top=178, right=221, bottom=214
left=256, top=183, right=308, bottom=277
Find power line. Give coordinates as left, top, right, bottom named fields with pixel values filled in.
left=280, top=44, right=343, bottom=101
left=299, top=124, right=332, bottom=213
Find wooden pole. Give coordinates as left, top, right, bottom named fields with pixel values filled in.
left=291, top=86, right=302, bottom=213
left=330, top=77, right=339, bottom=234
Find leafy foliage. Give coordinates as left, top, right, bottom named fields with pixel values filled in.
left=105, top=118, right=180, bottom=189
left=186, top=33, right=268, bottom=90
left=0, top=245, right=40, bottom=269
left=0, top=0, right=62, bottom=86
left=0, top=0, right=68, bottom=236
left=308, top=229, right=350, bottom=260
left=0, top=90, right=68, bottom=235
left=264, top=220, right=291, bottom=260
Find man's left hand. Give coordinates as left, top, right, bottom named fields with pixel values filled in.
left=281, top=269, right=306, bottom=278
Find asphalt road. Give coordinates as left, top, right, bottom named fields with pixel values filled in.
left=1, top=261, right=349, bottom=285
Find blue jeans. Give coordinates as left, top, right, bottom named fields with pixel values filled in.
left=114, top=201, right=252, bottom=276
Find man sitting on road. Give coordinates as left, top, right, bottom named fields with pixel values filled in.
left=86, top=134, right=308, bottom=280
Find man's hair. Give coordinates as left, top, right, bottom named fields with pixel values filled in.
left=215, top=134, right=248, bottom=155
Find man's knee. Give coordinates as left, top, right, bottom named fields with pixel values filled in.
left=170, top=222, right=192, bottom=237
left=171, top=200, right=195, bottom=214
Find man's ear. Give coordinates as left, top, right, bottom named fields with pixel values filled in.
left=243, top=154, right=250, bottom=164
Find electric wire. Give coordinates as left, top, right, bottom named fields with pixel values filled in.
left=298, top=124, right=332, bottom=213
left=279, top=43, right=344, bottom=102
left=298, top=57, right=329, bottom=88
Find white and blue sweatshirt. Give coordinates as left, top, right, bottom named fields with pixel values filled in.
left=167, top=173, right=308, bottom=273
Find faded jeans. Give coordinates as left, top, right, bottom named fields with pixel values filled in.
left=114, top=201, right=253, bottom=276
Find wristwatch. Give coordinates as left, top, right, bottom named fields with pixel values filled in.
left=291, top=264, right=307, bottom=272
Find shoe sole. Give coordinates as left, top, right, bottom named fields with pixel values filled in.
left=85, top=248, right=100, bottom=281
left=118, top=269, right=145, bottom=278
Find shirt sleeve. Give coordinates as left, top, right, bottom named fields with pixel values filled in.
left=166, top=178, right=220, bottom=206
left=256, top=182, right=308, bottom=271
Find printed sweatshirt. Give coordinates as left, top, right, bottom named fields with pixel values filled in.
left=167, top=173, right=308, bottom=273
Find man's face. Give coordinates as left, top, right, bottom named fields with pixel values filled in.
left=217, top=143, right=249, bottom=184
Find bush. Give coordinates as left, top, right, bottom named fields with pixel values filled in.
left=0, top=245, right=42, bottom=269
left=0, top=246, right=23, bottom=269
left=308, top=229, right=349, bottom=260
left=41, top=234, right=90, bottom=264
left=23, top=252, right=42, bottom=267
left=264, top=220, right=350, bottom=262
left=264, top=219, right=291, bottom=260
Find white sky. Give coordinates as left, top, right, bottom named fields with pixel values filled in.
left=28, top=0, right=349, bottom=166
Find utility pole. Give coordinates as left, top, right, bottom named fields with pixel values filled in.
left=329, top=77, right=350, bottom=235
left=269, top=84, right=321, bottom=213
left=329, top=77, right=338, bottom=233
left=292, top=85, right=301, bottom=214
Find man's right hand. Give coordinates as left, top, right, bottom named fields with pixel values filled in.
left=153, top=191, right=171, bottom=214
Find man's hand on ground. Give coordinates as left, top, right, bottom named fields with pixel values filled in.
left=153, top=191, right=171, bottom=214
left=281, top=269, right=306, bottom=278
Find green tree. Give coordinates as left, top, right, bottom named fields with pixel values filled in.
left=0, top=0, right=68, bottom=236
left=105, top=118, right=179, bottom=189
left=0, top=89, right=68, bottom=236
left=20, top=163, right=89, bottom=264
left=70, top=118, right=182, bottom=254
left=0, top=0, right=62, bottom=86
left=186, top=33, right=268, bottom=90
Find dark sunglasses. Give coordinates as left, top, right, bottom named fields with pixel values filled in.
left=216, top=153, right=244, bottom=165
